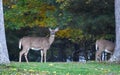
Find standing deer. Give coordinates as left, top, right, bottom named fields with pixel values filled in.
left=95, top=39, right=115, bottom=62
left=19, top=28, right=59, bottom=63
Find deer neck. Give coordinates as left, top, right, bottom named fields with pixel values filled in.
left=49, top=35, right=55, bottom=45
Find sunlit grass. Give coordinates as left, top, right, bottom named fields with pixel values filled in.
left=0, top=61, right=120, bottom=75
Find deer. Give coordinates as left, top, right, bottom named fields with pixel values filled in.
left=19, top=28, right=59, bottom=63
left=95, top=39, right=115, bottom=62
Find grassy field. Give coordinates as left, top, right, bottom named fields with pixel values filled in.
left=0, top=61, right=120, bottom=75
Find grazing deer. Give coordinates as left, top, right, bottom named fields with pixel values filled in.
left=95, top=39, right=115, bottom=62
left=19, top=28, right=59, bottom=63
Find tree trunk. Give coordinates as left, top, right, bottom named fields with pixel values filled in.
left=109, top=0, right=120, bottom=63
left=0, top=0, right=10, bottom=64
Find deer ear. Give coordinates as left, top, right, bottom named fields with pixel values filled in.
left=49, top=28, right=52, bottom=31
left=55, top=28, right=59, bottom=32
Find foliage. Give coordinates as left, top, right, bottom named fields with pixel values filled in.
left=76, top=15, right=115, bottom=36
left=3, top=0, right=56, bottom=29
left=56, top=0, right=71, bottom=9
left=3, top=0, right=115, bottom=41
left=56, top=0, right=115, bottom=40
left=56, top=0, right=114, bottom=14
left=57, top=28, right=91, bottom=43
left=0, top=62, right=120, bottom=75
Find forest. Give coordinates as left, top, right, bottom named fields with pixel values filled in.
left=3, top=0, right=115, bottom=62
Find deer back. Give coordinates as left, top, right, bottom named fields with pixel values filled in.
left=96, top=39, right=115, bottom=52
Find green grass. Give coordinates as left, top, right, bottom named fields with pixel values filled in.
left=0, top=61, right=120, bottom=75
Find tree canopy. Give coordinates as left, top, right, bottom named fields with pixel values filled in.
left=3, top=0, right=115, bottom=42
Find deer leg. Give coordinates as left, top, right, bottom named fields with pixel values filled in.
left=104, top=52, right=108, bottom=61
left=24, top=51, right=29, bottom=63
left=19, top=50, right=26, bottom=62
left=43, top=50, right=47, bottom=63
left=95, top=51, right=99, bottom=61
left=96, top=50, right=102, bottom=62
left=99, top=53, right=102, bottom=62
left=101, top=52, right=104, bottom=61
left=41, top=50, right=43, bottom=63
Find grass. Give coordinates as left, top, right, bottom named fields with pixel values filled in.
left=0, top=61, right=120, bottom=75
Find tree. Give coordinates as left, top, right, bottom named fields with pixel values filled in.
left=0, top=0, right=10, bottom=64
left=109, top=0, right=120, bottom=63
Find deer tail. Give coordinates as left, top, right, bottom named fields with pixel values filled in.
left=96, top=44, right=98, bottom=51
left=19, top=39, right=22, bottom=49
